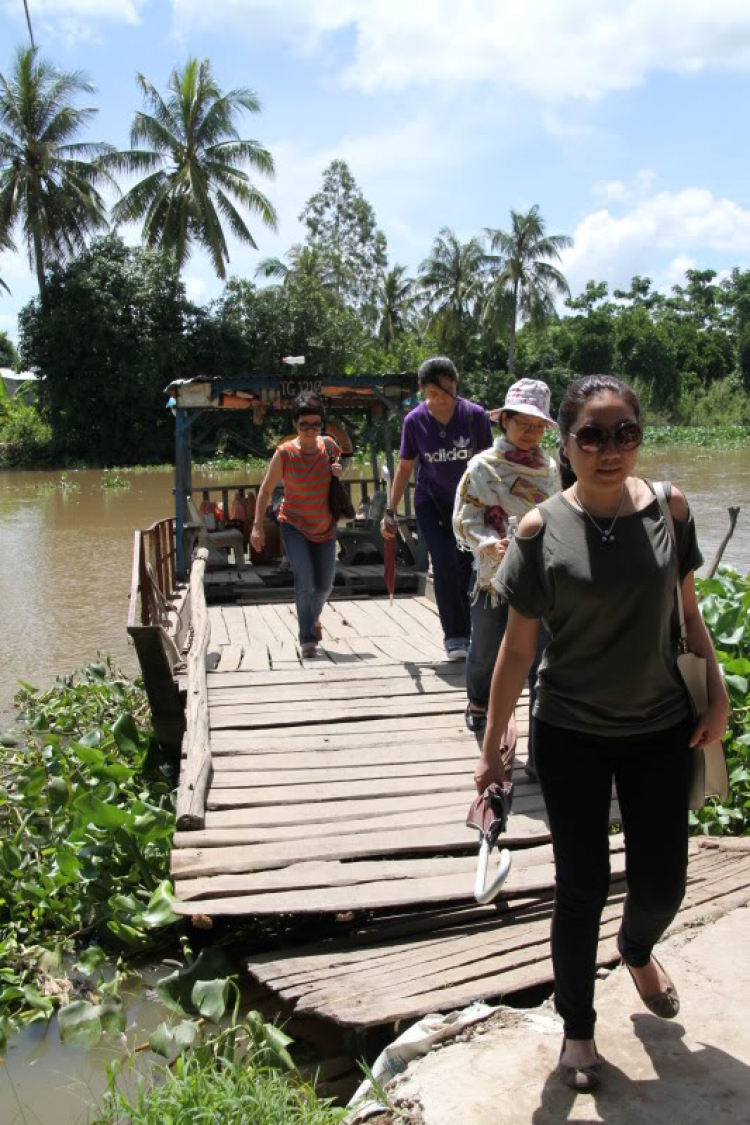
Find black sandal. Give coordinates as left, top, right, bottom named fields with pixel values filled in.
left=558, top=1039, right=601, bottom=1092
left=465, top=703, right=487, bottom=733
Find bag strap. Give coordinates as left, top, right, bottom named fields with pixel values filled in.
left=653, top=480, right=688, bottom=652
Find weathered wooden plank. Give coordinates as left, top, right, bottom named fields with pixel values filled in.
left=210, top=759, right=473, bottom=788
left=288, top=860, right=750, bottom=1025
left=206, top=662, right=477, bottom=689
left=207, top=605, right=230, bottom=646
left=208, top=694, right=466, bottom=729
left=183, top=800, right=472, bottom=844
left=175, top=854, right=481, bottom=900
left=172, top=810, right=555, bottom=879
left=172, top=854, right=570, bottom=914
left=197, top=742, right=480, bottom=771
left=206, top=772, right=477, bottom=806
left=214, top=645, right=244, bottom=672
left=202, top=789, right=478, bottom=828
left=207, top=725, right=526, bottom=754
left=209, top=712, right=474, bottom=742
left=175, top=549, right=211, bottom=831
left=207, top=672, right=465, bottom=707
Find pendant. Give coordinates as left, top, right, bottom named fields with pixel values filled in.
left=602, top=532, right=614, bottom=543
left=439, top=429, right=446, bottom=438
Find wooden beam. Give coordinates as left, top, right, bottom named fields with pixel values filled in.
left=175, top=548, right=211, bottom=830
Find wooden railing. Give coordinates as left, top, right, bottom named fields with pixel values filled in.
left=175, top=546, right=211, bottom=830
left=190, top=476, right=415, bottom=518
left=128, top=516, right=178, bottom=629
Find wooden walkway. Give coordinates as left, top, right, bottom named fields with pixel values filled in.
left=170, top=587, right=750, bottom=1029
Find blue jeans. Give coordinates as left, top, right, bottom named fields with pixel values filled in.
left=466, top=591, right=549, bottom=769
left=415, top=499, right=472, bottom=646
left=280, top=523, right=337, bottom=645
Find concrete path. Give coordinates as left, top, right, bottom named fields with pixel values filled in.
left=392, top=902, right=750, bottom=1124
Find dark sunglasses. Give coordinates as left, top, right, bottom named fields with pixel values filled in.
left=297, top=420, right=323, bottom=432
left=569, top=421, right=643, bottom=453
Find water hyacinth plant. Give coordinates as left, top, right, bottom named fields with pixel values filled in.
left=692, top=568, right=750, bottom=835
left=0, top=662, right=176, bottom=1047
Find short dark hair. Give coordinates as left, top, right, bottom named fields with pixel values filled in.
left=291, top=391, right=326, bottom=424
left=418, top=356, right=459, bottom=390
left=557, top=375, right=641, bottom=436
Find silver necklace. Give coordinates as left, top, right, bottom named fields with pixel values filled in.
left=574, top=485, right=627, bottom=544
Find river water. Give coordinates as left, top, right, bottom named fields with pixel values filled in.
left=1, top=450, right=749, bottom=715
left=0, top=448, right=749, bottom=1122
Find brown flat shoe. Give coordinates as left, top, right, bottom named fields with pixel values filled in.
left=558, top=1039, right=601, bottom=1091
left=624, top=954, right=680, bottom=1019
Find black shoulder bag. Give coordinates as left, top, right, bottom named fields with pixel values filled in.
left=326, top=440, right=356, bottom=522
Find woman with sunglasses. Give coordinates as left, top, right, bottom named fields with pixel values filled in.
left=251, top=392, right=343, bottom=658
left=452, top=379, right=560, bottom=780
left=476, top=374, right=729, bottom=1091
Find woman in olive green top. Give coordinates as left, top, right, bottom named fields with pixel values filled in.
left=476, top=375, right=729, bottom=1092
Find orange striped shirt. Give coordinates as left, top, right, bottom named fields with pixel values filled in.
left=277, top=437, right=341, bottom=543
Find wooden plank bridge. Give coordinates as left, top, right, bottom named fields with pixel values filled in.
left=168, top=555, right=750, bottom=1030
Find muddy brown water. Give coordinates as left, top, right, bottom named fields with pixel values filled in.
left=0, top=449, right=749, bottom=1123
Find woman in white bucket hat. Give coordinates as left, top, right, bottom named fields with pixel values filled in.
left=453, top=379, right=560, bottom=776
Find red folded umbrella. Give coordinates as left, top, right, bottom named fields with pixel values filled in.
left=382, top=468, right=397, bottom=606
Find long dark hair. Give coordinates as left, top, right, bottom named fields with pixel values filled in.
left=557, top=375, right=641, bottom=486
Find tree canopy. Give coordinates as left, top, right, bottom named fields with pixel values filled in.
left=112, top=58, right=277, bottom=279
left=0, top=46, right=117, bottom=302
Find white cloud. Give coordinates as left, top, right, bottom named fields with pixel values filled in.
left=171, top=0, right=750, bottom=101
left=561, top=187, right=750, bottom=296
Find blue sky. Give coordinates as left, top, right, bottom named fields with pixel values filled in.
left=3, top=0, right=750, bottom=344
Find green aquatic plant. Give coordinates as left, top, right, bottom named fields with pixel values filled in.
left=101, top=469, right=132, bottom=490
left=92, top=1012, right=344, bottom=1125
left=692, top=567, right=750, bottom=836
left=59, top=471, right=80, bottom=493
left=0, top=662, right=176, bottom=1047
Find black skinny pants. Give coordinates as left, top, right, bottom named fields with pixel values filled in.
left=534, top=716, right=693, bottom=1041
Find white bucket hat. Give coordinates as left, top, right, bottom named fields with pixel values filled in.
left=489, top=379, right=557, bottom=428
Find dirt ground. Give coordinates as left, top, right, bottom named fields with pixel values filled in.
left=389, top=902, right=750, bottom=1124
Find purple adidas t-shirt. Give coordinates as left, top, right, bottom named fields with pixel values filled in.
left=399, top=398, right=493, bottom=510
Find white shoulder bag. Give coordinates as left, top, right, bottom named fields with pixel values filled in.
left=654, top=482, right=729, bottom=811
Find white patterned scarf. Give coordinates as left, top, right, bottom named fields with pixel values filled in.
left=453, top=436, right=560, bottom=600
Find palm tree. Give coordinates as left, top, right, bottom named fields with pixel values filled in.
left=0, top=224, right=14, bottom=294
left=254, top=244, right=335, bottom=289
left=418, top=227, right=486, bottom=337
left=377, top=263, right=415, bottom=348
left=484, top=205, right=572, bottom=374
left=113, top=58, right=277, bottom=279
left=0, top=46, right=117, bottom=302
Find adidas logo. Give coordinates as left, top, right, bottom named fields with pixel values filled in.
left=454, top=436, right=472, bottom=449
left=423, top=447, right=472, bottom=463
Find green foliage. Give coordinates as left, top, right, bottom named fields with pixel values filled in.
left=299, top=159, right=387, bottom=325
left=101, top=469, right=131, bottom=490
left=692, top=568, right=750, bottom=836
left=112, top=58, right=277, bottom=279
left=19, top=234, right=195, bottom=464
left=0, top=46, right=117, bottom=300
left=91, top=1012, right=344, bottom=1125
left=0, top=662, right=175, bottom=1047
left=0, top=329, right=17, bottom=367
left=0, top=398, right=53, bottom=465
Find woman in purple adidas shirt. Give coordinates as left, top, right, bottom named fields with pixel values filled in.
left=382, top=356, right=492, bottom=658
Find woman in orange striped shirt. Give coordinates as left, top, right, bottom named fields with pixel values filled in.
left=251, top=393, right=342, bottom=658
